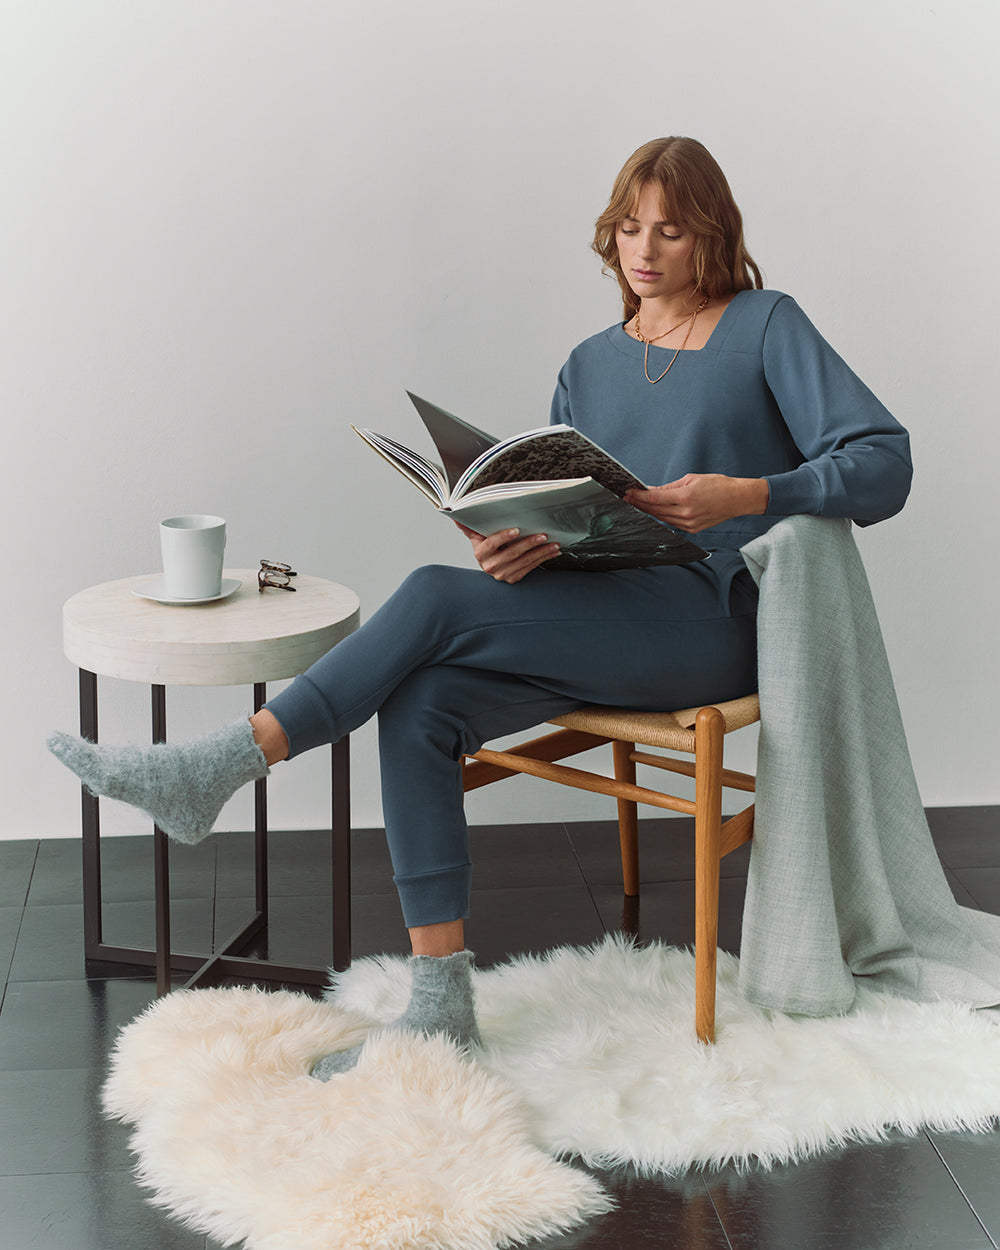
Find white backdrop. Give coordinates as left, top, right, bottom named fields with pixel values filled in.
left=2, top=0, right=998, bottom=840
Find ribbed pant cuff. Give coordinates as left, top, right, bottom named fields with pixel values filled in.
left=394, top=863, right=473, bottom=928
left=263, top=675, right=338, bottom=759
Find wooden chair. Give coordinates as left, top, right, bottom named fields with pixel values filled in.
left=462, top=693, right=760, bottom=1042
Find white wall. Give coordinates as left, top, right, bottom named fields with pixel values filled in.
left=2, top=0, right=998, bottom=841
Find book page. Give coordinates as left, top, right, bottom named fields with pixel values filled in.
left=352, top=426, right=448, bottom=506
left=458, top=428, right=645, bottom=500
left=447, top=478, right=706, bottom=568
left=406, top=393, right=499, bottom=494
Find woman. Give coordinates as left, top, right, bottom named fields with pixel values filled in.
left=49, top=137, right=911, bottom=1076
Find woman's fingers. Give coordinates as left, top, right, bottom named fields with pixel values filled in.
left=624, top=474, right=766, bottom=532
left=452, top=521, right=559, bottom=582
left=475, top=529, right=561, bottom=583
left=482, top=532, right=561, bottom=583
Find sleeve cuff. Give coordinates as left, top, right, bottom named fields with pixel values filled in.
left=764, top=465, right=824, bottom=517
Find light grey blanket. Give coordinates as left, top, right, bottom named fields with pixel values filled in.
left=739, top=515, right=1000, bottom=1015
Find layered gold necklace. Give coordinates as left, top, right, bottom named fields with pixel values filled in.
left=632, top=296, right=709, bottom=383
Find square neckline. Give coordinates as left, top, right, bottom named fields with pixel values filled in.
left=610, top=289, right=749, bottom=359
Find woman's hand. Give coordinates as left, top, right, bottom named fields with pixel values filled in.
left=624, top=475, right=769, bottom=533
left=453, top=522, right=560, bottom=584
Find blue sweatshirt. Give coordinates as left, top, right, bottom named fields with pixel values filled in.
left=550, top=289, right=912, bottom=590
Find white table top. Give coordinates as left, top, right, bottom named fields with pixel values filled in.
left=63, top=569, right=361, bottom=686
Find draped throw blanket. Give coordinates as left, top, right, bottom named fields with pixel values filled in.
left=739, top=515, right=1000, bottom=1015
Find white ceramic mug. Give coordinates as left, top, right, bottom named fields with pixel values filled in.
left=160, top=515, right=227, bottom=599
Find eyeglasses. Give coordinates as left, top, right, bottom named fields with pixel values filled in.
left=258, top=560, right=298, bottom=592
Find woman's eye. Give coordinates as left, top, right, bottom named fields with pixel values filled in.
left=618, top=226, right=682, bottom=240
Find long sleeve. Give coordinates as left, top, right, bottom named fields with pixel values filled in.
left=760, top=297, right=912, bottom=526
left=546, top=289, right=912, bottom=559
left=550, top=371, right=572, bottom=427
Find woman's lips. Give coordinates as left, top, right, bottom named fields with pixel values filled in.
left=633, top=269, right=661, bottom=281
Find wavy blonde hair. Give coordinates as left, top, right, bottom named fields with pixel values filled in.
left=592, top=137, right=763, bottom=320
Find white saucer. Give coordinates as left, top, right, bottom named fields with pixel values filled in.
left=131, top=576, right=243, bottom=606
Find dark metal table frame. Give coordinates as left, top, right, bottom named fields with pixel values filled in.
left=79, top=669, right=351, bottom=995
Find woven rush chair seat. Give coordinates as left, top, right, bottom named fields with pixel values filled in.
left=463, top=692, right=760, bottom=1043
left=549, top=695, right=761, bottom=752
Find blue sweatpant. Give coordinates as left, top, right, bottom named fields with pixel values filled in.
left=263, top=560, right=758, bottom=927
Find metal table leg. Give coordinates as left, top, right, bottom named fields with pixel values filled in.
left=151, top=684, right=171, bottom=995
left=78, top=669, right=352, bottom=990
left=331, top=735, right=351, bottom=973
left=80, top=669, right=102, bottom=960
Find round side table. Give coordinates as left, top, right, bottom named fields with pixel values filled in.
left=62, top=569, right=361, bottom=994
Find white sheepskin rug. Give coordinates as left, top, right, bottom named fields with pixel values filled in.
left=104, top=935, right=1000, bottom=1249
left=329, top=935, right=1000, bottom=1172
left=103, top=986, right=611, bottom=1250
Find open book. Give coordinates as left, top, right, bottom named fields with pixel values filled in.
left=352, top=394, right=708, bottom=571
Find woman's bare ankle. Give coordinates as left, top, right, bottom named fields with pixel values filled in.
left=250, top=709, right=290, bottom=766
left=408, top=919, right=465, bottom=957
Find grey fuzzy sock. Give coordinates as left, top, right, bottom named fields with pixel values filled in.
left=311, top=949, right=481, bottom=1080
left=46, top=719, right=269, bottom=845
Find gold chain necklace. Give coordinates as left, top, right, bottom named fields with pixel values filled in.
left=633, top=296, right=709, bottom=384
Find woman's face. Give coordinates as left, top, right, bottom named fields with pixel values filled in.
left=615, top=182, right=697, bottom=304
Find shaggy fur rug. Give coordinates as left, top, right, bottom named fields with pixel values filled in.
left=104, top=935, right=1000, bottom=1249
left=103, top=986, right=610, bottom=1250
left=334, top=936, right=1000, bottom=1173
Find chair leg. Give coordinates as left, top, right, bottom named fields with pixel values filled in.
left=612, top=739, right=640, bottom=896
left=694, top=707, right=724, bottom=1043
